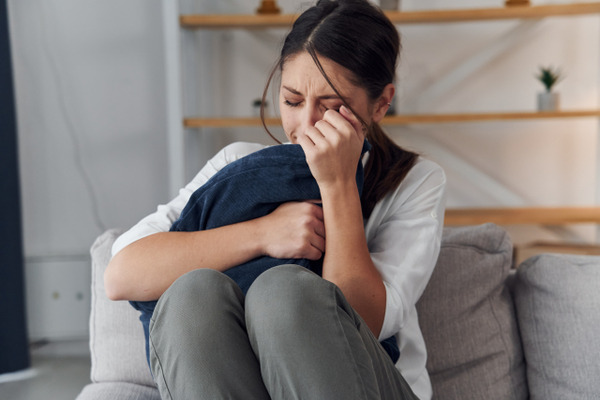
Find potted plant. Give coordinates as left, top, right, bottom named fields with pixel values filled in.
left=536, top=66, right=563, bottom=112
left=252, top=98, right=268, bottom=117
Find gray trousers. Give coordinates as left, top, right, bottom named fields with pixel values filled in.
left=149, top=265, right=418, bottom=400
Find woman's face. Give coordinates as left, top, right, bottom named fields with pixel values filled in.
left=279, top=51, right=377, bottom=144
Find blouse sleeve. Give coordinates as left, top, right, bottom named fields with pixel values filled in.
left=111, top=142, right=267, bottom=256
left=364, top=158, right=447, bottom=341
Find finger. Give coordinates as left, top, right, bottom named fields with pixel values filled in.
left=311, top=234, right=325, bottom=254
left=313, top=202, right=324, bottom=221
left=306, top=123, right=330, bottom=144
left=339, top=105, right=365, bottom=139
left=320, top=109, right=361, bottom=148
left=302, top=200, right=324, bottom=220
left=305, top=247, right=324, bottom=261
left=313, top=220, right=325, bottom=240
left=300, top=126, right=331, bottom=156
left=321, top=109, right=353, bottom=135
left=313, top=120, right=347, bottom=149
left=296, top=130, right=316, bottom=150
left=308, top=206, right=325, bottom=240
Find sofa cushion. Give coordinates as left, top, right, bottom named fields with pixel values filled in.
left=88, top=229, right=157, bottom=389
left=514, top=253, right=600, bottom=399
left=417, top=223, right=527, bottom=400
left=77, top=382, right=161, bottom=400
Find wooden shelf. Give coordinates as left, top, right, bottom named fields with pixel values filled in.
left=180, top=13, right=296, bottom=29
left=445, top=207, right=600, bottom=226
left=514, top=241, right=600, bottom=265
left=382, top=110, right=600, bottom=124
left=184, top=117, right=281, bottom=128
left=386, top=3, right=600, bottom=24
left=180, top=3, right=600, bottom=29
left=183, top=109, right=600, bottom=128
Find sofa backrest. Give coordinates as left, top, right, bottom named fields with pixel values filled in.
left=514, top=253, right=600, bottom=399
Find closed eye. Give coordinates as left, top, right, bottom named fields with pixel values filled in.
left=284, top=100, right=301, bottom=107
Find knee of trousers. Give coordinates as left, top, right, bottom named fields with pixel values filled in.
left=245, top=264, right=342, bottom=334
left=151, top=269, right=243, bottom=329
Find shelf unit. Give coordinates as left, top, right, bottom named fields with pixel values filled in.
left=168, top=2, right=600, bottom=226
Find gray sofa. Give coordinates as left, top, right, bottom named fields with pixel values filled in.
left=77, top=223, right=600, bottom=400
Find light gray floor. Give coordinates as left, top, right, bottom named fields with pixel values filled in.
left=0, top=340, right=91, bottom=400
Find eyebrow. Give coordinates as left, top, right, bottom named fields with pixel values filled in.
left=282, top=85, right=342, bottom=101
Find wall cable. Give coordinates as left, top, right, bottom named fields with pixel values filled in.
left=38, top=3, right=107, bottom=233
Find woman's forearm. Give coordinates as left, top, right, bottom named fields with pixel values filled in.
left=320, top=181, right=386, bottom=338
left=104, top=221, right=265, bottom=302
left=104, top=200, right=325, bottom=302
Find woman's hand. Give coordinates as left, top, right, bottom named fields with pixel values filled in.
left=297, top=105, right=365, bottom=190
left=257, top=201, right=325, bottom=261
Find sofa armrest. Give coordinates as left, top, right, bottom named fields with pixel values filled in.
left=83, top=229, right=158, bottom=396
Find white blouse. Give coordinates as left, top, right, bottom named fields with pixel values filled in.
left=112, top=141, right=447, bottom=400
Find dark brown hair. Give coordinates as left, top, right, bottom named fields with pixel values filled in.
left=261, top=0, right=417, bottom=217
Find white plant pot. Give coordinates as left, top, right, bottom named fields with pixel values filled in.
left=537, top=91, right=560, bottom=112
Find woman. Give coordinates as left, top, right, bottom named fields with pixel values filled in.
left=105, top=0, right=446, bottom=398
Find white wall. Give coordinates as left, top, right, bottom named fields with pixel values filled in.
left=9, top=0, right=169, bottom=340
left=8, top=0, right=600, bottom=339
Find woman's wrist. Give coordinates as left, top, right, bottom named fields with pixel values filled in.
left=244, top=216, right=271, bottom=258
left=318, top=177, right=360, bottom=200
